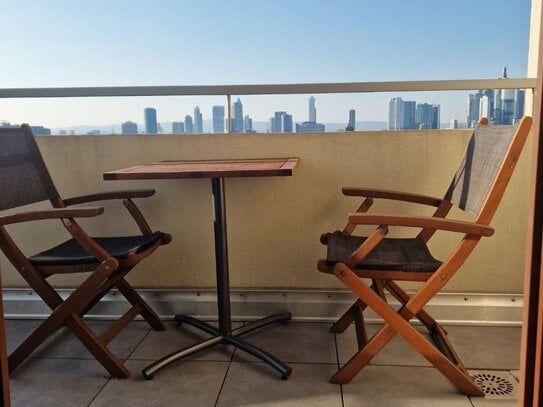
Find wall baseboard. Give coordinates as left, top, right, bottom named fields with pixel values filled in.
left=2, top=288, right=523, bottom=326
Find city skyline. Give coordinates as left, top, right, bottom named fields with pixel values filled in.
left=0, top=1, right=530, bottom=129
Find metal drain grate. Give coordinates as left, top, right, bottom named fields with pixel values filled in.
left=471, top=372, right=515, bottom=396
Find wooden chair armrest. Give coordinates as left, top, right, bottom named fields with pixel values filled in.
left=0, top=207, right=104, bottom=226
left=342, top=187, right=443, bottom=207
left=347, top=213, right=494, bottom=236
left=63, top=189, right=155, bottom=206
left=64, top=190, right=156, bottom=235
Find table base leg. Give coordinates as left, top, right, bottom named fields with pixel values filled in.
left=142, top=313, right=293, bottom=380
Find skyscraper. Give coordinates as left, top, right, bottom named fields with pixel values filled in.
left=244, top=115, right=254, bottom=132
left=121, top=121, right=138, bottom=134
left=308, top=96, right=316, bottom=122
left=184, top=115, right=193, bottom=133
left=172, top=121, right=185, bottom=133
left=232, top=98, right=244, bottom=133
left=479, top=95, right=492, bottom=119
left=415, top=103, right=440, bottom=129
left=194, top=106, right=203, bottom=133
left=346, top=109, right=356, bottom=131
left=144, top=108, right=157, bottom=134
left=388, top=97, right=404, bottom=130
left=403, top=101, right=416, bottom=129
left=212, top=106, right=225, bottom=133
left=282, top=113, right=293, bottom=133
left=513, top=89, right=525, bottom=123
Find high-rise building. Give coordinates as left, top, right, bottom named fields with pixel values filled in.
left=121, top=121, right=138, bottom=134
left=172, top=121, right=185, bottom=133
left=30, top=126, right=51, bottom=135
left=346, top=109, right=356, bottom=131
left=388, top=97, right=404, bottom=130
left=467, top=68, right=524, bottom=126
left=232, top=98, right=244, bottom=133
left=194, top=106, right=203, bottom=133
left=389, top=98, right=416, bottom=130
left=269, top=111, right=293, bottom=133
left=415, top=103, right=440, bottom=129
left=296, top=122, right=325, bottom=132
left=212, top=106, right=225, bottom=133
left=244, top=115, right=254, bottom=132
left=184, top=115, right=193, bottom=133
left=513, top=89, right=525, bottom=123
left=308, top=96, right=316, bottom=123
left=479, top=95, right=492, bottom=119
left=282, top=113, right=293, bottom=133
left=500, top=88, right=515, bottom=125
left=403, top=101, right=416, bottom=129
left=144, top=108, right=158, bottom=134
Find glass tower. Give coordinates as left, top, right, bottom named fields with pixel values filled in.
left=212, top=106, right=225, bottom=133
left=144, top=108, right=157, bottom=134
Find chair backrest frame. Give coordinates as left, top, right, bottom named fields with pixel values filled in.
left=444, top=116, right=532, bottom=225
left=0, top=124, right=62, bottom=211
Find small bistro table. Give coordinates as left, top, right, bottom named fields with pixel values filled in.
left=104, top=158, right=299, bottom=380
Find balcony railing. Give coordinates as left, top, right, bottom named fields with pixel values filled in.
left=0, top=78, right=537, bottom=132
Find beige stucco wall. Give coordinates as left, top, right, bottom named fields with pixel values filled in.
left=0, top=129, right=532, bottom=293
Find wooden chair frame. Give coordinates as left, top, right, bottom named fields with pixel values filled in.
left=318, top=116, right=533, bottom=396
left=0, top=125, right=171, bottom=379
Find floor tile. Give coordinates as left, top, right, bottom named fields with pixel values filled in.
left=445, top=326, right=520, bottom=370
left=336, top=323, right=430, bottom=366
left=216, top=362, right=342, bottom=407
left=510, top=370, right=520, bottom=382
left=130, top=321, right=237, bottom=362
left=90, top=360, right=228, bottom=407
left=24, top=320, right=151, bottom=360
left=10, top=358, right=109, bottom=407
left=232, top=322, right=337, bottom=364
left=5, top=320, right=42, bottom=354
left=342, top=365, right=473, bottom=407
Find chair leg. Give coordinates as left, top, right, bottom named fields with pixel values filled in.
left=385, top=281, right=442, bottom=332
left=332, top=263, right=484, bottom=396
left=116, top=278, right=165, bottom=331
left=8, top=258, right=130, bottom=378
left=331, top=299, right=365, bottom=333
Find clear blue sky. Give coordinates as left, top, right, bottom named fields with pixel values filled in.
left=0, top=0, right=532, bottom=129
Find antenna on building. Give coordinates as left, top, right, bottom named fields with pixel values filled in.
left=502, top=66, right=508, bottom=78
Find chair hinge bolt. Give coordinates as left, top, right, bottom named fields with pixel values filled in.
left=440, top=274, right=447, bottom=280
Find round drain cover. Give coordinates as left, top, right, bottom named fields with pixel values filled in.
left=471, top=373, right=515, bottom=396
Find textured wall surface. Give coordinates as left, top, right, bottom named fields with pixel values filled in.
left=0, top=129, right=531, bottom=293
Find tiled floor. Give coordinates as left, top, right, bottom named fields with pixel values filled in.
left=5, top=319, right=521, bottom=406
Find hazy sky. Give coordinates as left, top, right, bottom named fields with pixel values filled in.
left=0, top=0, right=532, bottom=129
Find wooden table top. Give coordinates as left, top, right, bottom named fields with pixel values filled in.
left=104, top=157, right=299, bottom=180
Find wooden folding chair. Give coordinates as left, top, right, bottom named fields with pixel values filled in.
left=0, top=124, right=171, bottom=378
left=318, top=116, right=532, bottom=396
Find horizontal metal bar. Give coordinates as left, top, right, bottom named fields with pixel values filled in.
left=1, top=288, right=523, bottom=326
left=0, top=78, right=536, bottom=99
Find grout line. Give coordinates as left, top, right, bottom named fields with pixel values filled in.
left=214, top=327, right=239, bottom=407
left=333, top=330, right=346, bottom=407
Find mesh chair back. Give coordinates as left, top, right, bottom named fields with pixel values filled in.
left=0, top=125, right=59, bottom=210
left=444, top=123, right=517, bottom=218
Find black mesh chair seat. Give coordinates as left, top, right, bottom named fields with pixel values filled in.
left=29, top=232, right=164, bottom=266
left=325, top=232, right=442, bottom=272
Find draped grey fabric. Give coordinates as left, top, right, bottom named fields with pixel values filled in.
left=444, top=123, right=517, bottom=217
left=0, top=126, right=59, bottom=210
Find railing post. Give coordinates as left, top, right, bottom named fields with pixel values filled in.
left=227, top=94, right=232, bottom=133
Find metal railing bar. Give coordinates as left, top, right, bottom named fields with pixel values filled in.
left=0, top=78, right=536, bottom=99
